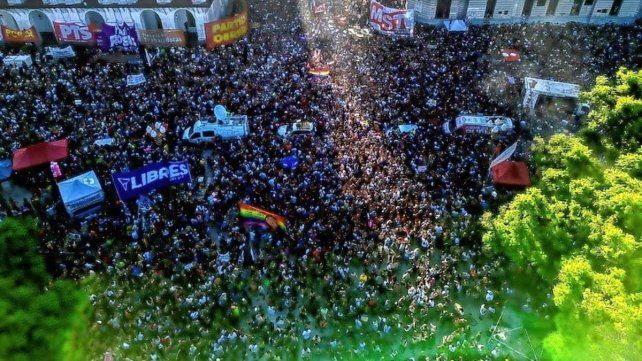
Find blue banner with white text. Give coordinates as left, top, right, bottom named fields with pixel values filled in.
left=111, top=160, right=191, bottom=201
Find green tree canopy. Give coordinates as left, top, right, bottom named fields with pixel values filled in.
left=483, top=139, right=642, bottom=360
left=582, top=68, right=642, bottom=153
left=0, top=218, right=86, bottom=361
left=484, top=68, right=642, bottom=360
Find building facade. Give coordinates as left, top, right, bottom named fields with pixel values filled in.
left=0, top=0, right=234, bottom=43
left=408, top=0, right=642, bottom=24
left=1, top=0, right=640, bottom=45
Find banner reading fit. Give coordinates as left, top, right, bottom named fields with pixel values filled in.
left=53, top=21, right=94, bottom=44
left=112, top=160, right=192, bottom=201
left=369, top=0, right=414, bottom=37
left=204, top=12, right=248, bottom=49
left=1, top=26, right=40, bottom=44
left=138, top=29, right=187, bottom=47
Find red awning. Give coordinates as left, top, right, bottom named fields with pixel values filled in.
left=12, top=139, right=69, bottom=171
left=492, top=161, right=531, bottom=186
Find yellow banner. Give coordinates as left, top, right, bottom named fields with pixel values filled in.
left=205, top=12, right=248, bottom=49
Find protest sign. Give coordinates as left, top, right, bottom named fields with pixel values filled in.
left=53, top=21, right=94, bottom=44
left=112, top=160, right=192, bottom=201
left=369, top=0, right=415, bottom=37
left=1, top=26, right=40, bottom=44
left=97, top=23, right=139, bottom=52
left=205, top=12, right=248, bottom=49
left=126, top=74, right=146, bottom=86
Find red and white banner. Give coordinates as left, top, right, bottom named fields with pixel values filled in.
left=53, top=21, right=94, bottom=44
left=369, top=0, right=414, bottom=37
left=501, top=49, right=520, bottom=62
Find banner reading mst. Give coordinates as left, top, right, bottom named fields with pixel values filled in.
left=369, top=0, right=415, bottom=37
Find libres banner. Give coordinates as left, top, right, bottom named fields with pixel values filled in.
left=112, top=160, right=192, bottom=201
left=1, top=26, right=40, bottom=44
left=369, top=0, right=414, bottom=37
left=138, top=29, right=187, bottom=47
left=53, top=21, right=94, bottom=44
left=204, top=11, right=248, bottom=49
left=97, top=23, right=139, bottom=52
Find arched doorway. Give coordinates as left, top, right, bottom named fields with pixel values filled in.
left=29, top=10, right=54, bottom=44
left=173, top=9, right=197, bottom=46
left=0, top=10, right=19, bottom=30
left=140, top=10, right=163, bottom=30
left=85, top=10, right=106, bottom=32
left=435, top=0, right=452, bottom=19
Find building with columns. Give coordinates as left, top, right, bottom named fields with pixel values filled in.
left=0, top=0, right=234, bottom=44
left=1, top=0, right=640, bottom=45
left=408, top=0, right=642, bottom=24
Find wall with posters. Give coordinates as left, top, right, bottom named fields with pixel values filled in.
left=407, top=0, right=641, bottom=23
left=0, top=5, right=224, bottom=43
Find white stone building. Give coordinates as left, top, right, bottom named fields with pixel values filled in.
left=0, top=0, right=234, bottom=43
left=408, top=0, right=642, bottom=24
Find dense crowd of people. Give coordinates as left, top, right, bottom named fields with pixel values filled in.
left=1, top=0, right=640, bottom=358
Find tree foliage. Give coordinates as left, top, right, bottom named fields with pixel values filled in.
left=0, top=218, right=85, bottom=361
left=483, top=138, right=642, bottom=359
left=582, top=68, right=642, bottom=153
left=483, top=69, right=642, bottom=360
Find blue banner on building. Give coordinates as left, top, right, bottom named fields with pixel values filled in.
left=111, top=160, right=192, bottom=201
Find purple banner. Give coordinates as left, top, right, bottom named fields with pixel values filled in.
left=111, top=160, right=192, bottom=201
left=97, top=23, right=139, bottom=52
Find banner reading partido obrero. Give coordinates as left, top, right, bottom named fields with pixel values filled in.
left=111, top=160, right=192, bottom=201
left=204, top=11, right=248, bottom=49
left=1, top=26, right=40, bottom=44
left=369, top=0, right=415, bottom=37
left=138, top=29, right=187, bottom=47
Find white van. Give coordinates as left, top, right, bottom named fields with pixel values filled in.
left=443, top=115, right=513, bottom=134
left=277, top=121, right=315, bottom=137
left=183, top=116, right=249, bottom=143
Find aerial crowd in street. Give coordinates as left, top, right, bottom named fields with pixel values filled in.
left=0, top=0, right=640, bottom=358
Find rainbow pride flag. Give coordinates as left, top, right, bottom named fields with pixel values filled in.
left=238, top=203, right=287, bottom=231
left=308, top=66, right=330, bottom=77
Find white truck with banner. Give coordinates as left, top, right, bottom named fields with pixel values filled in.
left=443, top=115, right=514, bottom=134
left=523, top=77, right=586, bottom=113
left=183, top=115, right=249, bottom=142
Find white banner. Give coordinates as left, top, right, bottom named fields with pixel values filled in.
left=369, top=0, right=415, bottom=37
left=490, top=142, right=518, bottom=170
left=126, top=74, right=146, bottom=86
left=43, top=0, right=82, bottom=4
left=46, top=46, right=76, bottom=59
left=219, top=252, right=230, bottom=263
